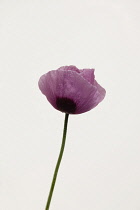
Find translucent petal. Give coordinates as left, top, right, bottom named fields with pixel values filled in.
left=38, top=69, right=105, bottom=114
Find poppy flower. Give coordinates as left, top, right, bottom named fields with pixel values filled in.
left=38, top=65, right=106, bottom=114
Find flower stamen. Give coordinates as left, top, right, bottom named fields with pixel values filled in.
left=56, top=97, right=76, bottom=114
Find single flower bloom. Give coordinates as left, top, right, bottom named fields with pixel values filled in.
left=38, top=65, right=106, bottom=114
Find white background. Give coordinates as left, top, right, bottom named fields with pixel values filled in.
left=0, top=0, right=140, bottom=210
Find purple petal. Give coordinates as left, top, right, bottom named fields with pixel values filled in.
left=79, top=69, right=95, bottom=85
left=38, top=69, right=105, bottom=114
left=57, top=65, right=80, bottom=73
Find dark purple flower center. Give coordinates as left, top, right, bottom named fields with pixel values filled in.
left=56, top=97, right=76, bottom=114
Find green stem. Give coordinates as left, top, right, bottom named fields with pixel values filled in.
left=45, top=113, right=69, bottom=210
